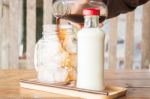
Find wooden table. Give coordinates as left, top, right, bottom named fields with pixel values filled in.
left=0, top=70, right=150, bottom=98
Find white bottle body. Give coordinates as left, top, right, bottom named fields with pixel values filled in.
left=77, top=27, right=105, bottom=91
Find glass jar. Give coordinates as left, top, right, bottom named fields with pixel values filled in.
left=34, top=24, right=77, bottom=83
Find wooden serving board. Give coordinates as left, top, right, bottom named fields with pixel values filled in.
left=20, top=79, right=127, bottom=99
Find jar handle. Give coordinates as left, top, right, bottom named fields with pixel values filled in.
left=34, top=43, right=39, bottom=72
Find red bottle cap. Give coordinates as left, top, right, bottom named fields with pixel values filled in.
left=83, top=8, right=100, bottom=16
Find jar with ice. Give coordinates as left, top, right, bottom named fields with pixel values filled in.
left=34, top=24, right=77, bottom=83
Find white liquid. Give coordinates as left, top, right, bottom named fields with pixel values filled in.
left=77, top=27, right=105, bottom=91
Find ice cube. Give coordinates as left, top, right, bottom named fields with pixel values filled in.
left=53, top=68, right=68, bottom=82
left=38, top=68, right=55, bottom=83
left=52, top=51, right=66, bottom=65
left=38, top=67, right=68, bottom=83
left=64, top=35, right=77, bottom=53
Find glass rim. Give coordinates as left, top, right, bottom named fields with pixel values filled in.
left=42, top=24, right=73, bottom=35
left=43, top=24, right=72, bottom=28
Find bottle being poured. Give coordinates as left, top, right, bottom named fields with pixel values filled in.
left=52, top=0, right=108, bottom=27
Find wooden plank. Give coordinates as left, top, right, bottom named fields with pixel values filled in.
left=26, top=0, right=36, bottom=68
left=105, top=71, right=150, bottom=98
left=126, top=88, right=150, bottom=98
left=18, top=0, right=24, bottom=58
left=20, top=79, right=127, bottom=99
left=141, top=2, right=150, bottom=69
left=108, top=17, right=118, bottom=70
left=105, top=70, right=150, bottom=79
left=9, top=0, right=21, bottom=69
left=119, top=88, right=150, bottom=98
left=2, top=0, right=9, bottom=5
left=0, top=69, right=150, bottom=98
left=0, top=0, right=2, bottom=67
left=0, top=1, right=9, bottom=68
left=43, top=0, right=53, bottom=24
left=106, top=79, right=150, bottom=88
left=124, top=12, right=134, bottom=69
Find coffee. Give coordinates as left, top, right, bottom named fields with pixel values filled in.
left=63, top=14, right=106, bottom=23
left=56, top=17, right=65, bottom=47
left=55, top=16, right=76, bottom=83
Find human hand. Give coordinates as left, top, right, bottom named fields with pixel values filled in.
left=68, top=0, right=105, bottom=29
left=71, top=0, right=89, bottom=15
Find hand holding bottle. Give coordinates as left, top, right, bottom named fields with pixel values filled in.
left=52, top=0, right=107, bottom=28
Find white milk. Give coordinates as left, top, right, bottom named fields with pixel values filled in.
left=77, top=8, right=105, bottom=91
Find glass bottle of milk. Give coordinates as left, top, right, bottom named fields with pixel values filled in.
left=77, top=8, right=105, bottom=91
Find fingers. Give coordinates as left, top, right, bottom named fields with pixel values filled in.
left=71, top=0, right=89, bottom=14
left=69, top=22, right=104, bottom=29
left=77, top=0, right=89, bottom=5
left=99, top=23, right=103, bottom=28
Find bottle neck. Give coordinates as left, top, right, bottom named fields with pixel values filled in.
left=84, top=16, right=99, bottom=28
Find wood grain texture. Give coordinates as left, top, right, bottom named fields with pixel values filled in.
left=0, top=70, right=70, bottom=98
left=106, top=80, right=150, bottom=88
left=43, top=0, right=53, bottom=24
left=26, top=0, right=36, bottom=68
left=108, top=17, right=118, bottom=70
left=125, top=12, right=134, bottom=69
left=119, top=88, right=150, bottom=99
left=141, top=2, right=150, bottom=69
left=0, top=0, right=2, bottom=67
left=104, top=70, right=150, bottom=79
left=105, top=70, right=150, bottom=98
left=0, top=1, right=9, bottom=68
left=0, top=70, right=150, bottom=98
left=9, top=0, right=20, bottom=68
left=20, top=80, right=127, bottom=99
left=18, top=0, right=24, bottom=58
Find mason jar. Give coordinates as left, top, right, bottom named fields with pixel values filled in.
left=34, top=24, right=77, bottom=83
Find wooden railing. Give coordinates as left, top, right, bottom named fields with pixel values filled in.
left=108, top=2, right=150, bottom=70
left=0, top=0, right=150, bottom=69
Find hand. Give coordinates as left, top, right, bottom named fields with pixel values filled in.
left=71, top=0, right=104, bottom=15
left=71, top=0, right=89, bottom=15
left=67, top=0, right=105, bottom=29
left=68, top=21, right=103, bottom=29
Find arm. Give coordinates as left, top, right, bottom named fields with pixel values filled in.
left=53, top=0, right=149, bottom=18
left=52, top=0, right=149, bottom=28
left=106, top=0, right=149, bottom=18
left=70, top=0, right=149, bottom=18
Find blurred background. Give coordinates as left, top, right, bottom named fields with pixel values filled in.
left=0, top=0, right=150, bottom=70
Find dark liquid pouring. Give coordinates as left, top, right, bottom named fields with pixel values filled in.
left=56, top=16, right=65, bottom=47
left=63, top=14, right=106, bottom=23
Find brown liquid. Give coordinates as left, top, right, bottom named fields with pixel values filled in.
left=63, top=14, right=106, bottom=23
left=56, top=16, right=76, bottom=83
left=56, top=17, right=65, bottom=47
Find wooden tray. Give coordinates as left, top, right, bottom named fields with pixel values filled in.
left=20, top=79, right=127, bottom=99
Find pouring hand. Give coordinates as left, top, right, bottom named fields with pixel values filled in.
left=71, top=0, right=89, bottom=15
left=68, top=20, right=103, bottom=29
